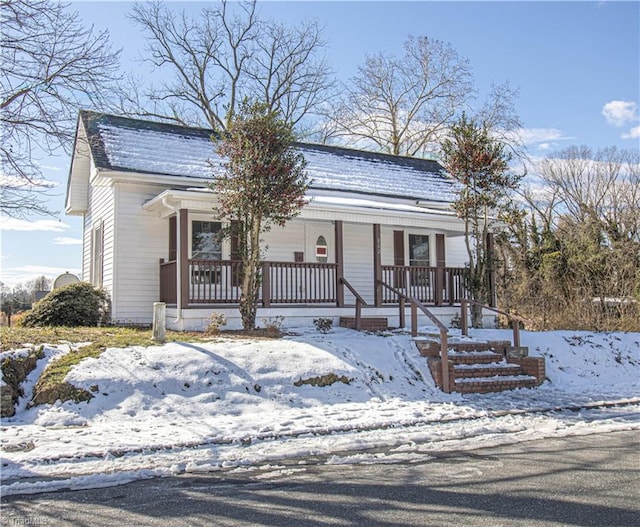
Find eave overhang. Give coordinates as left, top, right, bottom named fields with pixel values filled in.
left=143, top=188, right=465, bottom=235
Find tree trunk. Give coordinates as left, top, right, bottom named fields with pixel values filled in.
left=239, top=219, right=262, bottom=331
left=471, top=303, right=483, bottom=328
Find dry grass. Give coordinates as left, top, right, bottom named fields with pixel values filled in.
left=0, top=326, right=205, bottom=352
left=0, top=325, right=286, bottom=406
left=1, top=326, right=204, bottom=403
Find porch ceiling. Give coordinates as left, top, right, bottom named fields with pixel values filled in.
left=143, top=188, right=465, bottom=235
left=143, top=188, right=218, bottom=217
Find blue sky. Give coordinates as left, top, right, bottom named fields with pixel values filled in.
left=1, top=0, right=639, bottom=288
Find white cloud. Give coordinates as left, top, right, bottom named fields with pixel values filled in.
left=53, top=237, right=83, bottom=245
left=514, top=128, right=572, bottom=150
left=602, top=100, right=638, bottom=127
left=0, top=216, right=70, bottom=232
left=621, top=125, right=640, bottom=140
left=0, top=174, right=57, bottom=189
left=38, top=164, right=63, bottom=172
left=0, top=265, right=82, bottom=287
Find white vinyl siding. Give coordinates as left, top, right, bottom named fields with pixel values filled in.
left=85, top=179, right=115, bottom=294
left=445, top=236, right=468, bottom=267
left=260, top=220, right=305, bottom=261
left=112, top=182, right=168, bottom=324
left=342, top=223, right=374, bottom=304
left=261, top=219, right=335, bottom=263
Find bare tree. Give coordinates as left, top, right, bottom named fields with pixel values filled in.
left=539, top=146, right=640, bottom=241
left=126, top=0, right=334, bottom=134
left=320, top=36, right=473, bottom=157
left=477, top=81, right=525, bottom=162
left=0, top=0, right=121, bottom=217
left=497, top=146, right=640, bottom=330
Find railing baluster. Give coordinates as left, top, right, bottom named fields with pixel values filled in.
left=380, top=265, right=466, bottom=306
left=182, top=260, right=356, bottom=305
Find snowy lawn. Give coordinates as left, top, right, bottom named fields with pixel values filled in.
left=1, top=327, right=639, bottom=495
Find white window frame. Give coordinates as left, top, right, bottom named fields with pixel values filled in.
left=91, top=220, right=104, bottom=286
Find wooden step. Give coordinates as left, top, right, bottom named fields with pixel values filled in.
left=339, top=317, right=389, bottom=332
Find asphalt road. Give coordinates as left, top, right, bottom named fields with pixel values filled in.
left=2, top=429, right=639, bottom=527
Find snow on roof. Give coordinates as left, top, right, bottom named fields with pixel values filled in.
left=298, top=145, right=459, bottom=203
left=80, top=111, right=460, bottom=203
left=310, top=195, right=456, bottom=216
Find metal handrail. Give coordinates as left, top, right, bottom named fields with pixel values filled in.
left=378, top=281, right=450, bottom=393
left=460, top=298, right=531, bottom=347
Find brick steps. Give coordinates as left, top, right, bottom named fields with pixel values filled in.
left=447, top=351, right=504, bottom=364
left=418, top=337, right=545, bottom=394
left=453, top=363, right=524, bottom=378
left=454, top=375, right=539, bottom=394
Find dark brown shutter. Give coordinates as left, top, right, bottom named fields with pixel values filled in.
left=393, top=230, right=405, bottom=288
left=230, top=220, right=242, bottom=287
left=168, top=216, right=177, bottom=261
left=435, top=234, right=445, bottom=268
left=393, top=230, right=405, bottom=265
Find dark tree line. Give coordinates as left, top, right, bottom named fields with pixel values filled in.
left=496, top=147, right=640, bottom=331
left=0, top=276, right=51, bottom=326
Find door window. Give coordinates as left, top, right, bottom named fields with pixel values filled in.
left=191, top=221, right=222, bottom=284
left=409, top=234, right=430, bottom=287
left=409, top=234, right=430, bottom=266
left=192, top=221, right=222, bottom=260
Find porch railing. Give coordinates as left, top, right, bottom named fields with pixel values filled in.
left=262, top=261, right=337, bottom=305
left=188, top=259, right=337, bottom=305
left=189, top=259, right=242, bottom=303
left=339, top=277, right=368, bottom=330
left=460, top=299, right=531, bottom=347
left=381, top=265, right=467, bottom=306
left=159, top=259, right=177, bottom=304
left=159, top=259, right=466, bottom=308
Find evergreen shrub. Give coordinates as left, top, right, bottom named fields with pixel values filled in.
left=22, top=282, right=111, bottom=327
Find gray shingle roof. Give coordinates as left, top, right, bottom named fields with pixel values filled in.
left=80, top=110, right=459, bottom=203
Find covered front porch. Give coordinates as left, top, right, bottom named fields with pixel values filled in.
left=159, top=257, right=468, bottom=308
left=146, top=188, right=481, bottom=330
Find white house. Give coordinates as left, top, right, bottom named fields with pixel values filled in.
left=65, top=111, right=478, bottom=331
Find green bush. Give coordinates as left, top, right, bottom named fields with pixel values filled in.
left=22, top=282, right=111, bottom=327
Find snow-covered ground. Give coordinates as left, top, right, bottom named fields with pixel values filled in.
left=1, top=327, right=639, bottom=496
